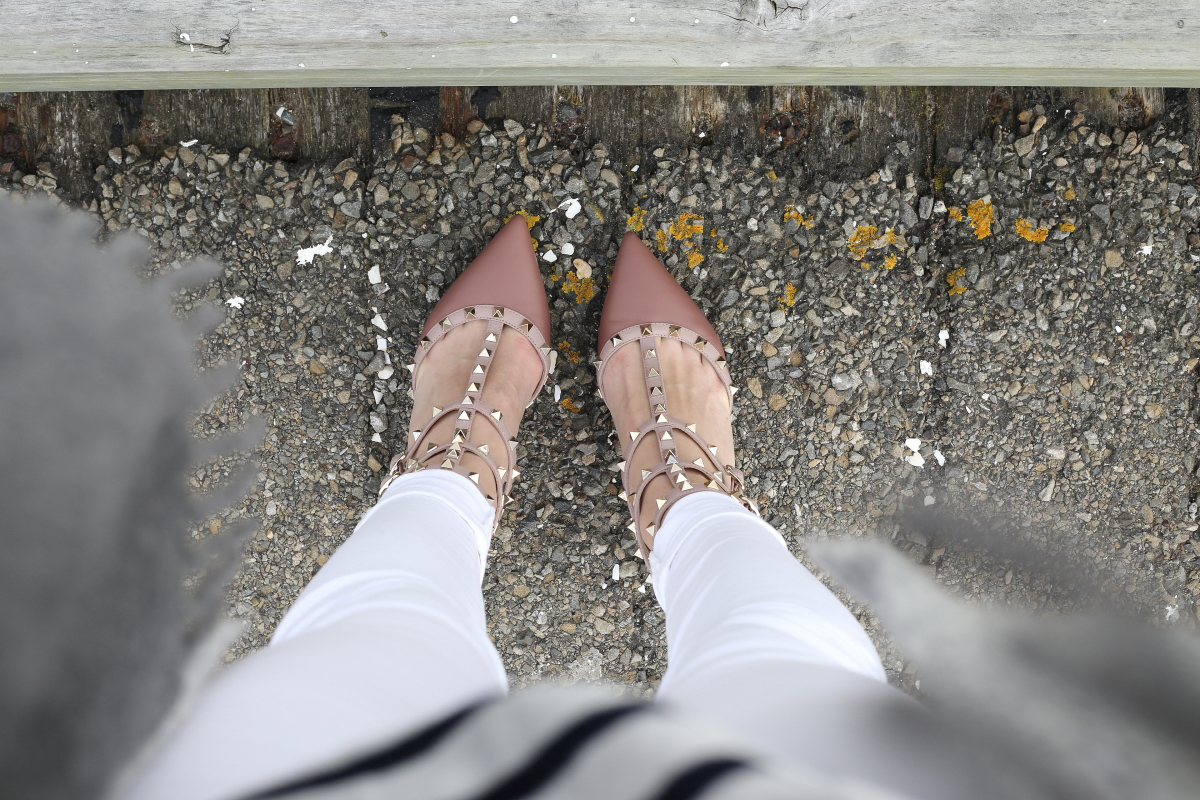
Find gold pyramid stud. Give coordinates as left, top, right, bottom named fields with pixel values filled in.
left=411, top=429, right=422, bottom=440
left=660, top=431, right=673, bottom=441
left=670, top=463, right=683, bottom=473
left=496, top=466, right=506, bottom=477
left=681, top=480, right=693, bottom=491
left=635, top=549, right=645, bottom=561
left=452, top=432, right=465, bottom=443
left=656, top=414, right=668, bottom=424
left=641, top=469, right=652, bottom=480
left=491, top=410, right=502, bottom=421
left=644, top=349, right=657, bottom=359
left=420, top=338, right=431, bottom=349
left=441, top=458, right=454, bottom=468
left=641, top=325, right=653, bottom=336
left=695, top=337, right=708, bottom=348
left=479, top=443, right=489, bottom=454
left=592, top=360, right=603, bottom=370
left=512, top=467, right=521, bottom=479
left=468, top=472, right=480, bottom=484
left=407, top=388, right=414, bottom=399
left=616, top=460, right=626, bottom=470
left=468, top=383, right=480, bottom=392
left=432, top=406, right=442, bottom=415
left=441, top=318, right=453, bottom=330
left=730, top=386, right=738, bottom=396
left=458, top=410, right=471, bottom=421
left=473, top=364, right=485, bottom=374
left=666, top=453, right=678, bottom=464
left=484, top=492, right=495, bottom=502
left=668, top=325, right=681, bottom=337
left=629, top=431, right=639, bottom=441
left=656, top=497, right=666, bottom=509
left=715, top=358, right=727, bottom=369
left=618, top=490, right=627, bottom=501
left=465, top=307, right=476, bottom=319
left=493, top=308, right=506, bottom=318
left=462, top=396, right=474, bottom=405
left=485, top=332, right=498, bottom=343
left=479, top=348, right=491, bottom=358
left=654, top=404, right=667, bottom=414
left=519, top=321, right=532, bottom=333
left=539, top=345, right=551, bottom=357
left=650, top=386, right=663, bottom=397
left=427, top=442, right=439, bottom=453
left=709, top=445, right=720, bottom=457
left=707, top=479, right=721, bottom=489
left=646, top=524, right=656, bottom=537
left=687, top=423, right=698, bottom=432
left=405, top=363, right=415, bottom=373
left=693, top=457, right=705, bottom=466
left=647, top=367, right=660, bottom=378
left=628, top=521, right=638, bottom=533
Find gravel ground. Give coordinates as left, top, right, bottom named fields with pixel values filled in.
left=4, top=97, right=1199, bottom=698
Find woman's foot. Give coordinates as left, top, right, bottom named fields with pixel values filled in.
left=408, top=320, right=545, bottom=502
left=601, top=337, right=737, bottom=534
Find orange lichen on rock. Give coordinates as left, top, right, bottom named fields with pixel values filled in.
left=783, top=205, right=815, bottom=229
left=687, top=251, right=705, bottom=269
left=655, top=229, right=668, bottom=252
left=715, top=237, right=729, bottom=253
left=1059, top=221, right=1076, bottom=232
left=562, top=270, right=595, bottom=303
left=779, top=283, right=798, bottom=308
left=557, top=340, right=581, bottom=364
left=1064, top=186, right=1077, bottom=200
left=947, top=266, right=967, bottom=296
left=883, top=227, right=904, bottom=247
left=948, top=206, right=964, bottom=221
left=558, top=398, right=583, bottom=413
left=847, top=225, right=878, bottom=259
left=967, top=199, right=994, bottom=239
left=1015, top=218, right=1049, bottom=243
left=883, top=254, right=898, bottom=270
left=626, top=206, right=647, bottom=231
left=669, top=212, right=704, bottom=240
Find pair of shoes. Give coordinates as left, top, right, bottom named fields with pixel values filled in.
left=378, top=217, right=759, bottom=557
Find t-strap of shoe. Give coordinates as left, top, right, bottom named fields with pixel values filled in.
left=377, top=305, right=551, bottom=529
left=595, top=323, right=759, bottom=562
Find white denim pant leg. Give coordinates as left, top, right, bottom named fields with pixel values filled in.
left=121, top=470, right=507, bottom=800
left=650, top=492, right=969, bottom=800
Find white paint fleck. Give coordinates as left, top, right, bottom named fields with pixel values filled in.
left=543, top=250, right=557, bottom=262
left=558, top=198, right=582, bottom=218
left=296, top=235, right=333, bottom=265
left=371, top=314, right=388, bottom=331
left=920, top=360, right=933, bottom=376
left=612, top=563, right=620, bottom=580
left=1114, top=325, right=1122, bottom=333
left=904, top=438, right=922, bottom=452
left=180, top=139, right=199, bottom=147
left=225, top=296, right=246, bottom=309
left=367, top=265, right=382, bottom=284
left=1166, top=605, right=1180, bottom=622
left=698, top=131, right=706, bottom=138
left=1140, top=243, right=1153, bottom=255
left=552, top=54, right=556, bottom=58
left=510, top=15, right=518, bottom=22
left=561, top=243, right=575, bottom=255
left=638, top=584, right=646, bottom=593
left=371, top=432, right=383, bottom=443
left=377, top=366, right=394, bottom=380
left=934, top=449, right=945, bottom=466
left=720, top=61, right=729, bottom=67
left=376, top=335, right=389, bottom=351
left=630, top=16, right=636, bottom=22
left=373, top=389, right=384, bottom=404
left=553, top=385, right=562, bottom=403
left=905, top=452, right=926, bottom=468
left=631, top=164, right=639, bottom=172
left=938, top=329, right=949, bottom=348
left=298, top=63, right=304, bottom=68
left=179, top=33, right=190, bottom=42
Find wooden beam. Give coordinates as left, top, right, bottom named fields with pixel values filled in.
left=3, top=2, right=1198, bottom=90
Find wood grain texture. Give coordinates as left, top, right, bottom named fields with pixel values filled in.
left=3, top=1, right=1198, bottom=90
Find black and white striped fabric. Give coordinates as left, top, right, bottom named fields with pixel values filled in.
left=246, top=686, right=904, bottom=800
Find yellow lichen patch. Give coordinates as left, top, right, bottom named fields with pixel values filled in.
left=846, top=225, right=878, bottom=259
left=967, top=199, right=994, bottom=239
left=1064, top=186, right=1077, bottom=201
left=562, top=270, right=595, bottom=303
left=861, top=261, right=872, bottom=270
left=715, top=237, right=729, bottom=253
left=1059, top=221, right=1076, bottom=232
left=668, top=212, right=704, bottom=240
left=948, top=206, right=964, bottom=221
left=767, top=170, right=778, bottom=181
left=883, top=254, right=898, bottom=270
left=883, top=227, right=903, bottom=246
left=947, top=266, right=967, bottom=296
left=687, top=251, right=705, bottom=269
left=779, top=283, right=798, bottom=308
left=557, top=340, right=581, bottom=364
left=783, top=205, right=815, bottom=229
left=626, top=206, right=647, bottom=231
left=655, top=229, right=669, bottom=252
left=1015, top=218, right=1049, bottom=243
left=558, top=398, right=583, bottom=413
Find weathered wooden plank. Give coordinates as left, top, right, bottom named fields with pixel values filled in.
left=3, top=2, right=1198, bottom=90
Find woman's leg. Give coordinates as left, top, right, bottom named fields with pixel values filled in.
left=650, top=492, right=972, bottom=800
left=121, top=470, right=507, bottom=800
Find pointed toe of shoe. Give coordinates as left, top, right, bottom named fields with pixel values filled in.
left=597, top=232, right=723, bottom=354
left=422, top=215, right=551, bottom=339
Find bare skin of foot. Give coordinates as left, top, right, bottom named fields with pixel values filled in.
left=600, top=337, right=737, bottom=535
left=408, top=321, right=544, bottom=502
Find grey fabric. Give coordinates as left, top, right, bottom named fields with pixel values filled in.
left=0, top=194, right=260, bottom=800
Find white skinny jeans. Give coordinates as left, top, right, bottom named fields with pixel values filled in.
left=121, top=470, right=900, bottom=800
